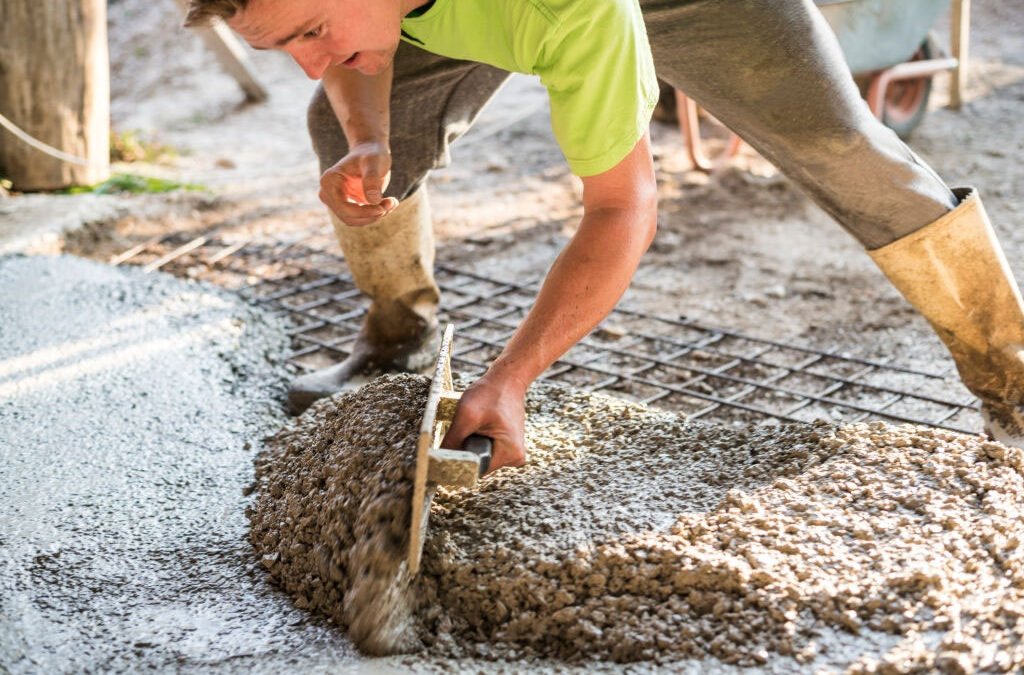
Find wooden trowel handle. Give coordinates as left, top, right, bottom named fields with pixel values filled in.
left=463, top=434, right=493, bottom=476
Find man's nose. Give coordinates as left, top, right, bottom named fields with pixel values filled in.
left=286, top=45, right=331, bottom=80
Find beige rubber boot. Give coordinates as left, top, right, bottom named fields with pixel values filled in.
left=288, top=188, right=441, bottom=414
left=869, top=188, right=1024, bottom=447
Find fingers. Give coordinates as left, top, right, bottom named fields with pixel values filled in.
left=441, top=428, right=522, bottom=476
left=361, top=168, right=385, bottom=205
left=319, top=191, right=398, bottom=226
left=488, top=438, right=528, bottom=473
left=441, top=388, right=527, bottom=476
left=318, top=151, right=395, bottom=226
left=353, top=142, right=392, bottom=204
left=440, top=412, right=474, bottom=457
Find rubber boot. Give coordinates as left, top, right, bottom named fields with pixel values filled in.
left=868, top=188, right=1024, bottom=448
left=288, top=188, right=441, bottom=414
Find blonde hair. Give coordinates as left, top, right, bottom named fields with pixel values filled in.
left=183, top=0, right=249, bottom=27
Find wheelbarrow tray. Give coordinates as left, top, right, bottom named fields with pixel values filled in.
left=815, top=0, right=950, bottom=74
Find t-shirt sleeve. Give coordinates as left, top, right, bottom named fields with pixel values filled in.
left=535, top=0, right=659, bottom=177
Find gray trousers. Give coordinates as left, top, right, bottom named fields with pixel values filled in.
left=308, top=0, right=958, bottom=250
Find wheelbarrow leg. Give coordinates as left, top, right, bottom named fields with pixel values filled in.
left=642, top=0, right=955, bottom=248
left=674, top=89, right=712, bottom=171
left=173, top=0, right=267, bottom=103
left=865, top=45, right=958, bottom=139
left=673, top=88, right=744, bottom=173
left=950, top=0, right=971, bottom=110
left=724, top=130, right=744, bottom=162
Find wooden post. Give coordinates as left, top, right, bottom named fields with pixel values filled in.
left=173, top=0, right=268, bottom=103
left=950, top=0, right=971, bottom=110
left=0, top=1, right=110, bottom=190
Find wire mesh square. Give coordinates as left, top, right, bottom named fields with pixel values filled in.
left=107, top=233, right=981, bottom=435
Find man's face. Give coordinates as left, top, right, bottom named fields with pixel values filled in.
left=228, top=0, right=406, bottom=79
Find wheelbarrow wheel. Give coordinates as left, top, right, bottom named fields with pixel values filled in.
left=876, top=36, right=937, bottom=140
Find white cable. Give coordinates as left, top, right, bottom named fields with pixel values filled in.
left=0, top=111, right=92, bottom=166
left=0, top=87, right=543, bottom=171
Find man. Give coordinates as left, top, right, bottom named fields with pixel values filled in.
left=186, top=0, right=1024, bottom=471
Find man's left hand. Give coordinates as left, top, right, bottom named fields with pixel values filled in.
left=440, top=372, right=528, bottom=474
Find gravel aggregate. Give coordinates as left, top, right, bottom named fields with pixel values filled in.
left=252, top=374, right=1024, bottom=672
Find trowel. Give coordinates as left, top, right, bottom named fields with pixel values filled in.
left=407, top=323, right=493, bottom=576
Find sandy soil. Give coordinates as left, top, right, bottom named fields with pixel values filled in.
left=14, top=0, right=1012, bottom=383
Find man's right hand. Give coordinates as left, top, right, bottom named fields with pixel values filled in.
left=319, top=141, right=399, bottom=227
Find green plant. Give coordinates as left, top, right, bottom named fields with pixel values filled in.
left=109, top=130, right=178, bottom=164
left=66, top=173, right=206, bottom=195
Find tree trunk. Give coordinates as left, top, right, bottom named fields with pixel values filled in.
left=0, top=0, right=110, bottom=191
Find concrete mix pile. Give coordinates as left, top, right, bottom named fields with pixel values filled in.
left=250, top=374, right=1024, bottom=672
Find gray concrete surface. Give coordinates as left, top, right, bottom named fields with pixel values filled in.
left=0, top=254, right=848, bottom=675
left=0, top=255, right=936, bottom=674
left=0, top=255, right=373, bottom=673
left=0, top=195, right=130, bottom=256
left=0, top=255, right=768, bottom=675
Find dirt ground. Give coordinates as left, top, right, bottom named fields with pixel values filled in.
left=20, top=0, right=1013, bottom=382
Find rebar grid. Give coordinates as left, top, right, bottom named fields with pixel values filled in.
left=112, top=227, right=981, bottom=434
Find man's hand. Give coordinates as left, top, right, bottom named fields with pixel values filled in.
left=440, top=371, right=529, bottom=475
left=318, top=141, right=399, bottom=226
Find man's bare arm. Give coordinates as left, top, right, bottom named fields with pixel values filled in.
left=322, top=63, right=392, bottom=149
left=442, top=133, right=659, bottom=470
left=319, top=64, right=397, bottom=224
left=490, top=134, right=658, bottom=387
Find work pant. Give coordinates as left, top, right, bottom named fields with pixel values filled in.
left=308, top=0, right=958, bottom=250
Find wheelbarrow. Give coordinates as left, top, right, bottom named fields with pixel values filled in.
left=667, top=0, right=972, bottom=171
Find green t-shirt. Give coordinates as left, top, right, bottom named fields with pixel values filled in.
left=400, top=0, right=658, bottom=177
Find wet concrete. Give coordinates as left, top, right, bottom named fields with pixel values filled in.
left=0, top=255, right=805, bottom=674
left=0, top=255, right=374, bottom=673
left=250, top=374, right=426, bottom=656
left=7, top=255, right=1021, bottom=674
left=256, top=374, right=1024, bottom=672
